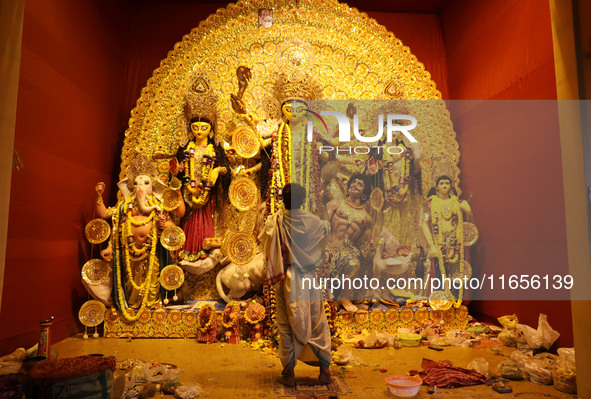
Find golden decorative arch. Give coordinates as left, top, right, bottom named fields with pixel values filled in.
left=120, top=0, right=460, bottom=192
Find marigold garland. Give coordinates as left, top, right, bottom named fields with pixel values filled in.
left=197, top=304, right=216, bottom=333
left=184, top=143, right=215, bottom=208
left=262, top=284, right=278, bottom=342
left=221, top=301, right=240, bottom=329
left=244, top=302, right=266, bottom=324
left=386, top=143, right=412, bottom=202
left=122, top=198, right=158, bottom=293
left=429, top=193, right=464, bottom=306
left=113, top=197, right=160, bottom=322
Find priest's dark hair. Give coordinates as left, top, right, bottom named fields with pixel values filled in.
left=283, top=183, right=306, bottom=210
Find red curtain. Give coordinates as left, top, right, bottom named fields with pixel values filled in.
left=442, top=0, right=572, bottom=347
left=0, top=0, right=131, bottom=353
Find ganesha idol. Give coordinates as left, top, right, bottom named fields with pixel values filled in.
left=95, top=154, right=185, bottom=321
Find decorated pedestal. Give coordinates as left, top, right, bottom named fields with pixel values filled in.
left=103, top=305, right=469, bottom=339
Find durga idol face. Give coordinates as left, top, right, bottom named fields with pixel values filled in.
left=281, top=101, right=307, bottom=123
left=191, top=121, right=212, bottom=142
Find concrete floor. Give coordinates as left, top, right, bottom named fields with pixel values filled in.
left=53, top=336, right=576, bottom=398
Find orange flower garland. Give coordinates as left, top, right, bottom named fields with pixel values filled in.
left=244, top=302, right=266, bottom=325
left=197, top=304, right=216, bottom=333
left=222, top=302, right=240, bottom=329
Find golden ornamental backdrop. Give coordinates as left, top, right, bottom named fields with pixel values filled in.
left=119, top=0, right=461, bottom=194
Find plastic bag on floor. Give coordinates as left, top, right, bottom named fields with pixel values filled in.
left=332, top=347, right=360, bottom=365
left=498, top=328, right=519, bottom=347
left=445, top=329, right=471, bottom=347
left=534, top=352, right=558, bottom=365
left=498, top=314, right=518, bottom=330
left=510, top=350, right=533, bottom=367
left=553, top=348, right=576, bottom=394
left=143, top=363, right=183, bottom=383
left=525, top=359, right=553, bottom=385
left=175, top=384, right=204, bottom=399
left=516, top=314, right=560, bottom=350
left=427, top=335, right=447, bottom=346
left=467, top=357, right=490, bottom=379
left=356, top=331, right=391, bottom=348
left=498, top=359, right=526, bottom=380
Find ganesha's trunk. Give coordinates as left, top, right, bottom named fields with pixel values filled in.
left=136, top=188, right=160, bottom=214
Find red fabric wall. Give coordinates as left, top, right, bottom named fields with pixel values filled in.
left=366, top=12, right=449, bottom=99
left=442, top=0, right=573, bottom=347
left=124, top=2, right=224, bottom=116
left=0, top=0, right=131, bottom=353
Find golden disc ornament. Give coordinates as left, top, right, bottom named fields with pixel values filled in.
left=450, top=260, right=472, bottom=281
left=81, top=259, right=110, bottom=285
left=229, top=177, right=258, bottom=211
left=232, top=125, right=260, bottom=159
left=161, top=188, right=183, bottom=211
left=78, top=300, right=106, bottom=327
left=85, top=219, right=111, bottom=244
left=160, top=226, right=186, bottom=251
left=226, top=232, right=256, bottom=265
left=159, top=265, right=185, bottom=290
left=428, top=291, right=454, bottom=311
left=463, top=222, right=479, bottom=246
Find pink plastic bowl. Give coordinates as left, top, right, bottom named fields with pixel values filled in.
left=385, top=375, right=422, bottom=397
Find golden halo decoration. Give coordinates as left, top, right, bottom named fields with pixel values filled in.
left=450, top=260, right=472, bottom=281
left=229, top=177, right=258, bottom=211
left=463, top=222, right=479, bottom=246
left=78, top=300, right=106, bottom=327
left=160, top=226, right=186, bottom=251
left=370, top=187, right=384, bottom=212
left=85, top=219, right=111, bottom=245
left=226, top=232, right=256, bottom=265
left=428, top=291, right=454, bottom=311
left=160, top=265, right=185, bottom=290
left=81, top=259, right=110, bottom=285
left=232, top=125, right=260, bottom=159
left=161, top=188, right=183, bottom=212
left=277, top=39, right=316, bottom=71
left=118, top=0, right=460, bottom=193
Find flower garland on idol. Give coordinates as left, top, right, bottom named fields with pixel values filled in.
left=270, top=121, right=291, bottom=214
left=429, top=193, right=464, bottom=306
left=244, top=302, right=266, bottom=325
left=184, top=142, right=215, bottom=208
left=263, top=284, right=278, bottom=341
left=198, top=303, right=216, bottom=333
left=113, top=194, right=160, bottom=322
left=221, top=301, right=240, bottom=329
left=386, top=142, right=412, bottom=202
left=244, top=302, right=266, bottom=341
